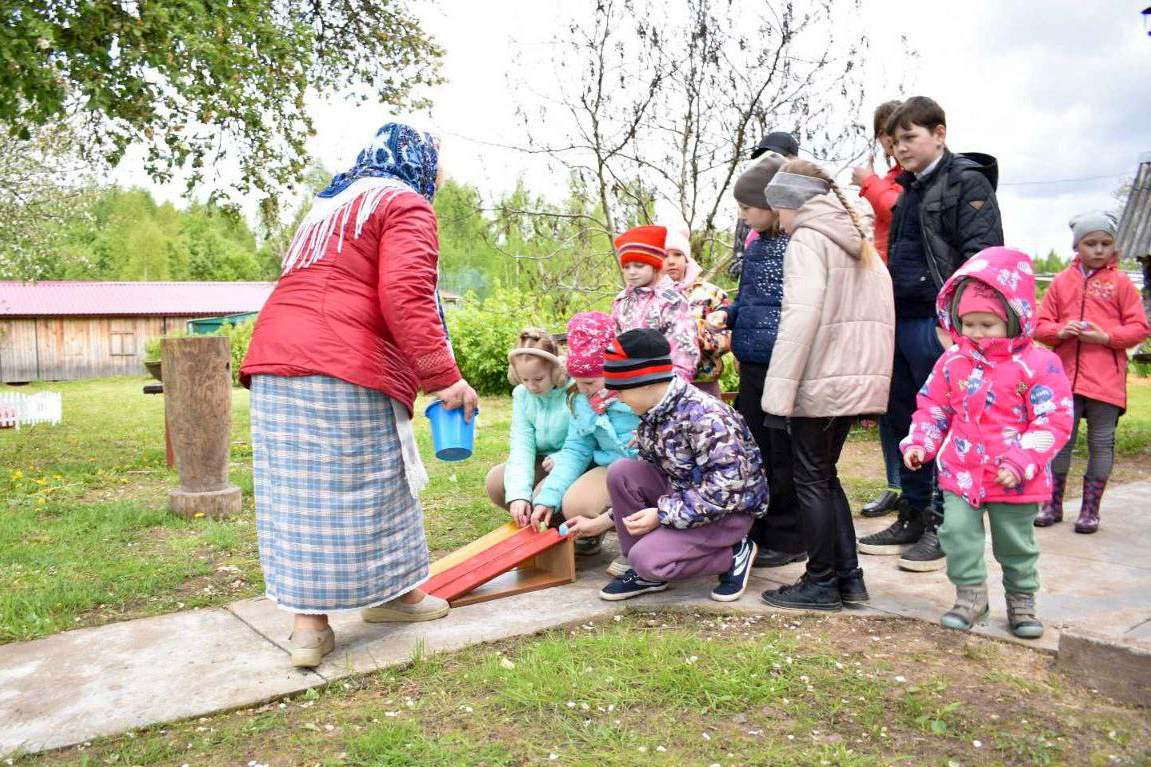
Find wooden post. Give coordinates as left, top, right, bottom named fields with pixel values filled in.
left=162, top=336, right=241, bottom=518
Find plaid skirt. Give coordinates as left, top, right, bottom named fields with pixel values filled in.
left=250, top=374, right=430, bottom=613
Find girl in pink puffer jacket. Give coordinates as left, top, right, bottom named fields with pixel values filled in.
left=902, top=246, right=1073, bottom=639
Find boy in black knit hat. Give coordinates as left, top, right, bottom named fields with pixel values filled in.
left=565, top=329, right=769, bottom=602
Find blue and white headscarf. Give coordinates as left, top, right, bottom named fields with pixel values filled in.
left=282, top=122, right=440, bottom=274
left=319, top=122, right=439, bottom=202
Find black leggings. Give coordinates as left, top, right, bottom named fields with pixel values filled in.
left=788, top=416, right=859, bottom=581
left=737, top=361, right=804, bottom=554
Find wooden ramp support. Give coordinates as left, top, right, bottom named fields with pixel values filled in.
left=426, top=522, right=576, bottom=607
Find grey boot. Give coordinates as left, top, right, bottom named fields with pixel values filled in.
left=1006, top=592, right=1044, bottom=639
left=940, top=584, right=989, bottom=631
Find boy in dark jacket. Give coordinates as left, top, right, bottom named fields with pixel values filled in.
left=857, top=96, right=1004, bottom=572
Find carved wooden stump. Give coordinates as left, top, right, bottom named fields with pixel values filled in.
left=162, top=336, right=242, bottom=518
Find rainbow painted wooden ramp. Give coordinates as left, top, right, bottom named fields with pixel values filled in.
left=426, top=522, right=576, bottom=607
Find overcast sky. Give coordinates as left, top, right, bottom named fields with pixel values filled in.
left=118, top=0, right=1151, bottom=260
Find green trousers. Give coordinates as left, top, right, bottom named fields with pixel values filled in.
left=938, top=492, right=1039, bottom=593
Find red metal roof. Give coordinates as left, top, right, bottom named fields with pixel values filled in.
left=0, top=281, right=276, bottom=318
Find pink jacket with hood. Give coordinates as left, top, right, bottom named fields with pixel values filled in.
left=902, top=247, right=1074, bottom=506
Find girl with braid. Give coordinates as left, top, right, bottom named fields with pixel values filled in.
left=757, top=160, right=896, bottom=612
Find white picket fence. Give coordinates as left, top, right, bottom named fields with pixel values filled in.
left=0, top=392, right=63, bottom=430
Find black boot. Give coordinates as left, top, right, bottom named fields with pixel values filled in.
left=761, top=573, right=842, bottom=612
left=861, top=489, right=900, bottom=518
left=857, top=498, right=925, bottom=555
left=838, top=568, right=869, bottom=604
left=898, top=505, right=946, bottom=572
left=752, top=548, right=807, bottom=569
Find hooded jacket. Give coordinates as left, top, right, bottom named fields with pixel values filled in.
left=1034, top=256, right=1148, bottom=411
left=887, top=150, right=1004, bottom=315
left=504, top=384, right=572, bottom=504
left=636, top=376, right=769, bottom=529
left=533, top=393, right=639, bottom=511
left=761, top=193, right=894, bottom=417
left=902, top=247, right=1074, bottom=506
left=611, top=275, right=701, bottom=383
left=668, top=243, right=732, bottom=383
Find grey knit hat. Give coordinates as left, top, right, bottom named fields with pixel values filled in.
left=733, top=156, right=783, bottom=209
left=1069, top=210, right=1118, bottom=247
left=764, top=171, right=831, bottom=211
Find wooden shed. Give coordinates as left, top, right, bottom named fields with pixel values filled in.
left=0, top=281, right=274, bottom=383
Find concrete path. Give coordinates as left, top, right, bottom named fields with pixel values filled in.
left=2, top=481, right=1148, bottom=757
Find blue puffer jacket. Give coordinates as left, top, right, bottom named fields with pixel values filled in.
left=534, top=394, right=640, bottom=511
left=720, top=232, right=790, bottom=365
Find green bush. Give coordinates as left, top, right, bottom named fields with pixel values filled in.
left=217, top=320, right=255, bottom=386
left=143, top=322, right=252, bottom=386
left=142, top=328, right=186, bottom=365
left=446, top=287, right=567, bottom=396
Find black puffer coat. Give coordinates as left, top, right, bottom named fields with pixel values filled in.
left=888, top=149, right=1004, bottom=291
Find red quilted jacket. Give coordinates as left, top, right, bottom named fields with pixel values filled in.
left=1034, top=257, right=1148, bottom=411
left=240, top=189, right=461, bottom=413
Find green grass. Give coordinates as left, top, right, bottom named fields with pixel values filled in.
left=0, top=377, right=512, bottom=643
left=3, top=376, right=1150, bottom=645
left=13, top=612, right=1151, bottom=766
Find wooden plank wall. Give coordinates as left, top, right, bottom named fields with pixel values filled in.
left=0, top=316, right=180, bottom=382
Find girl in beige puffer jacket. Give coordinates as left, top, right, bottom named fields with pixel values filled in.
left=759, top=160, right=895, bottom=613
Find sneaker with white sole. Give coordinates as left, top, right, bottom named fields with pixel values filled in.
left=361, top=593, right=450, bottom=623
left=598, top=568, right=668, bottom=601
left=711, top=537, right=757, bottom=602
left=289, top=627, right=335, bottom=668
left=607, top=555, right=631, bottom=577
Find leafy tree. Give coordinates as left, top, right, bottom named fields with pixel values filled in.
left=1, top=0, right=442, bottom=212
left=0, top=122, right=101, bottom=280
left=515, top=0, right=877, bottom=274
left=1033, top=249, right=1068, bottom=275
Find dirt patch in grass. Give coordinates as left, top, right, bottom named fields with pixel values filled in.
left=21, top=612, right=1151, bottom=767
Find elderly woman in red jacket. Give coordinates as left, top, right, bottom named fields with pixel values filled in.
left=241, top=122, right=478, bottom=668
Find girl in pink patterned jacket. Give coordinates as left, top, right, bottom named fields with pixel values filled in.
left=610, top=225, right=701, bottom=383
left=902, top=246, right=1073, bottom=640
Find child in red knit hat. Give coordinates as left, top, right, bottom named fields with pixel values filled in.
left=610, top=225, right=701, bottom=384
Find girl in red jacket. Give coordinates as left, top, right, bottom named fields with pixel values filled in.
left=1034, top=212, right=1149, bottom=533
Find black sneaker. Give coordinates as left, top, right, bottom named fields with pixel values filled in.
left=711, top=538, right=758, bottom=602
left=857, top=499, right=925, bottom=555
left=761, top=574, right=842, bottom=612
left=838, top=568, right=870, bottom=604
left=575, top=532, right=605, bottom=557
left=897, top=529, right=946, bottom=572
left=752, top=548, right=807, bottom=569
left=598, top=569, right=668, bottom=601
left=861, top=489, right=900, bottom=517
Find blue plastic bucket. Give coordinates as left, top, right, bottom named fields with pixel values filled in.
left=424, top=400, right=477, bottom=461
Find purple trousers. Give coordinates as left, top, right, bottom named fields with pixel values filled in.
left=606, top=458, right=753, bottom=582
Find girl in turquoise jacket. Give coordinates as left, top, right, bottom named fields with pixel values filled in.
left=530, top=312, right=640, bottom=557
left=484, top=328, right=572, bottom=526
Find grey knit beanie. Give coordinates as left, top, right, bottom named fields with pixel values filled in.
left=764, top=171, right=831, bottom=211
left=733, top=156, right=783, bottom=209
left=1069, top=210, right=1118, bottom=247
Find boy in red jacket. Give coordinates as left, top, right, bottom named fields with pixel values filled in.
left=1033, top=211, right=1149, bottom=532
left=852, top=100, right=904, bottom=521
